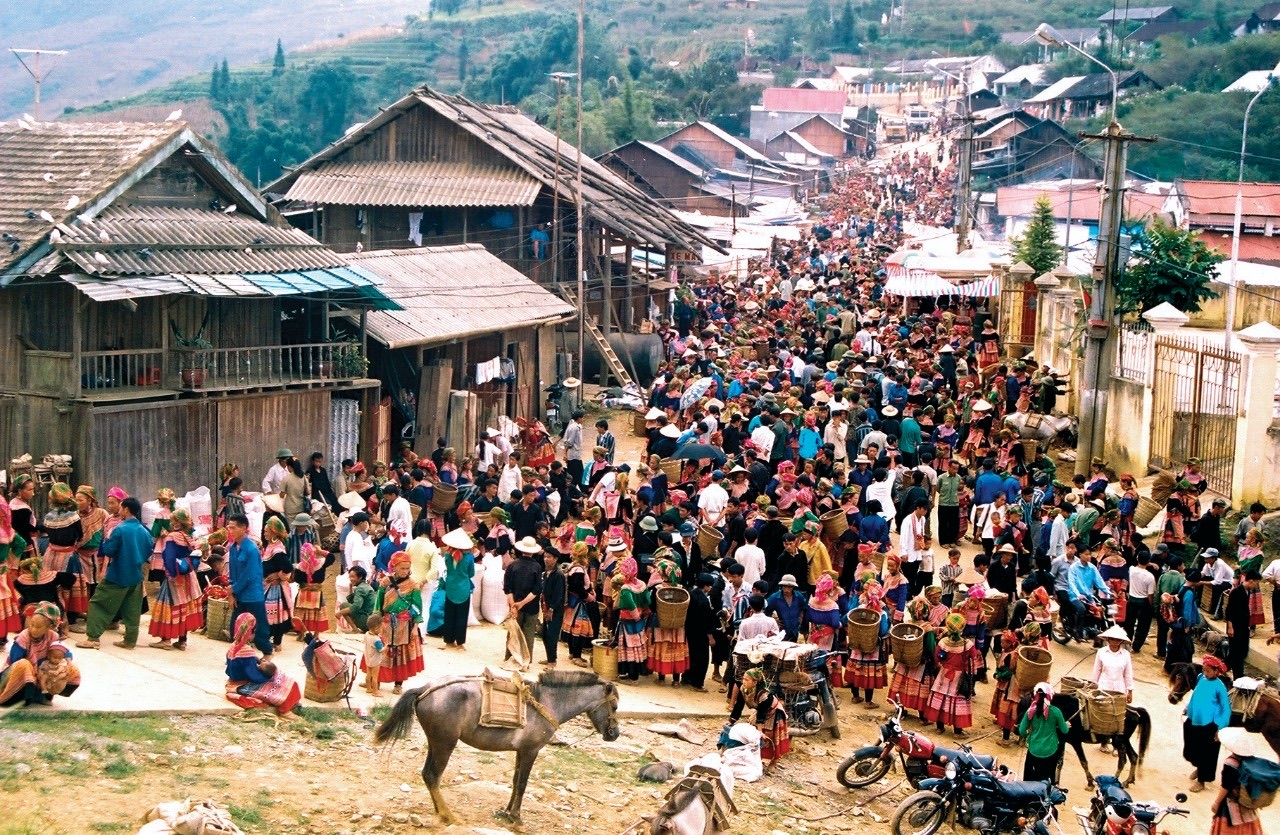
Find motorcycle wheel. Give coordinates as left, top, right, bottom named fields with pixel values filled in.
left=890, top=790, right=948, bottom=835
left=836, top=753, right=891, bottom=788
left=1051, top=620, right=1072, bottom=645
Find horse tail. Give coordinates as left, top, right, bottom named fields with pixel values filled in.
left=373, top=687, right=425, bottom=745
left=1135, top=707, right=1151, bottom=764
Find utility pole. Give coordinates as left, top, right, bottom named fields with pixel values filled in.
left=1074, top=120, right=1155, bottom=475
left=954, top=96, right=974, bottom=253
left=575, top=0, right=587, bottom=388
left=10, top=49, right=68, bottom=120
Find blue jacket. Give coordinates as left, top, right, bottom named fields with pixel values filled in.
left=1067, top=560, right=1108, bottom=602
left=101, top=517, right=153, bottom=587
left=765, top=589, right=807, bottom=640
left=974, top=471, right=1004, bottom=506
left=860, top=514, right=891, bottom=551
left=1185, top=674, right=1231, bottom=728
left=228, top=537, right=265, bottom=603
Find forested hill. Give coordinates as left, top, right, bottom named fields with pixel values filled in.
left=12, top=0, right=1280, bottom=183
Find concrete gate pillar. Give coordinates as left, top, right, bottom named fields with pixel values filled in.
left=1234, top=322, right=1280, bottom=505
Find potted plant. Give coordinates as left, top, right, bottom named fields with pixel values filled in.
left=335, top=344, right=368, bottom=378
left=170, top=316, right=213, bottom=389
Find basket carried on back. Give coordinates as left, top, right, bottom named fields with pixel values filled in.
left=655, top=586, right=690, bottom=630
left=632, top=412, right=648, bottom=437
left=820, top=508, right=849, bottom=537
left=697, top=524, right=724, bottom=556
left=985, top=593, right=1010, bottom=630
left=592, top=639, right=618, bottom=680
left=889, top=622, right=925, bottom=668
left=430, top=483, right=458, bottom=514
left=1014, top=645, right=1053, bottom=691
left=660, top=458, right=683, bottom=481
left=205, top=597, right=234, bottom=642
left=847, top=608, right=882, bottom=654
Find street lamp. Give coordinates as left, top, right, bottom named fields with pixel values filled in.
left=1225, top=63, right=1280, bottom=347
left=1035, top=23, right=1119, bottom=125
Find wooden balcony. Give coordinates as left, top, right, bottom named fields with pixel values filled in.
left=77, top=342, right=369, bottom=401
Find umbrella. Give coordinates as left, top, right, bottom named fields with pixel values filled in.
left=680, top=377, right=715, bottom=410
left=672, top=443, right=727, bottom=465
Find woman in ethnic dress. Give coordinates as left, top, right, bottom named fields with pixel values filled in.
left=563, top=542, right=596, bottom=668
left=375, top=551, right=424, bottom=694
left=0, top=602, right=80, bottom=706
left=889, top=591, right=944, bottom=720
left=8, top=476, right=38, bottom=558
left=260, top=517, right=294, bottom=648
left=70, top=485, right=110, bottom=634
left=926, top=612, right=981, bottom=737
left=42, top=483, right=86, bottom=628
left=224, top=612, right=299, bottom=717
left=614, top=556, right=650, bottom=684
left=148, top=509, right=203, bottom=651
left=846, top=578, right=890, bottom=708
left=807, top=571, right=848, bottom=689
left=0, top=498, right=28, bottom=645
left=648, top=555, right=689, bottom=684
left=291, top=542, right=336, bottom=636
left=741, top=666, right=791, bottom=770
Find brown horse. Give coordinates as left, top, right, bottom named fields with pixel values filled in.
left=373, top=670, right=619, bottom=825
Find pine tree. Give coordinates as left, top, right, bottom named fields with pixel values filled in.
left=273, top=39, right=286, bottom=76
left=458, top=40, right=469, bottom=82
left=1011, top=196, right=1063, bottom=277
left=838, top=1, right=857, bottom=51
left=209, top=62, right=221, bottom=100
left=220, top=60, right=232, bottom=97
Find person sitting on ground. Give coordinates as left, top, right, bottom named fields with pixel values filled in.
left=0, top=602, right=80, bottom=706
left=224, top=612, right=300, bottom=718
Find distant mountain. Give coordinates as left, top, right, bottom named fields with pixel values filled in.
left=1, top=0, right=430, bottom=119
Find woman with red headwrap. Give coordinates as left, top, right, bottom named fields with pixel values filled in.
left=374, top=550, right=424, bottom=694
left=846, top=579, right=890, bottom=707
left=614, top=556, right=650, bottom=683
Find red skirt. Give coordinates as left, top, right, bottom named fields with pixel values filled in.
left=846, top=645, right=887, bottom=690
left=648, top=627, right=690, bottom=675
left=888, top=663, right=933, bottom=712
left=292, top=584, right=329, bottom=633
left=368, top=616, right=423, bottom=683
left=1248, top=589, right=1265, bottom=627
left=0, top=575, right=23, bottom=636
left=148, top=578, right=203, bottom=639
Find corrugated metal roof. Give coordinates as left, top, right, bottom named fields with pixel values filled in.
left=282, top=161, right=542, bottom=207
left=0, top=121, right=186, bottom=274
left=1025, top=76, right=1086, bottom=103
left=265, top=86, right=719, bottom=254
left=349, top=244, right=575, bottom=349
left=63, top=265, right=388, bottom=304
left=761, top=87, right=846, bottom=115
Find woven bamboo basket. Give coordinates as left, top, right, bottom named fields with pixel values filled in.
left=753, top=339, right=770, bottom=362
left=144, top=581, right=161, bottom=608
left=659, top=458, right=683, bottom=481
left=696, top=524, right=724, bottom=556
left=1014, top=645, right=1053, bottom=691
left=1020, top=439, right=1040, bottom=461
left=1134, top=495, right=1162, bottom=527
left=304, top=668, right=352, bottom=703
left=820, top=508, right=849, bottom=537
left=205, top=597, right=234, bottom=642
left=632, top=412, right=648, bottom=437
left=1088, top=691, right=1128, bottom=736
left=655, top=586, right=690, bottom=630
left=847, top=607, right=882, bottom=654
left=889, top=622, right=925, bottom=668
left=591, top=639, right=619, bottom=680
left=1058, top=676, right=1095, bottom=697
left=429, top=483, right=458, bottom=514
left=985, top=593, right=1010, bottom=629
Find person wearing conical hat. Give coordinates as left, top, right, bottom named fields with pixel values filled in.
left=1212, top=727, right=1273, bottom=833
left=42, top=482, right=88, bottom=627
left=925, top=612, right=981, bottom=737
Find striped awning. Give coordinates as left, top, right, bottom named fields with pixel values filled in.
left=884, top=272, right=1002, bottom=298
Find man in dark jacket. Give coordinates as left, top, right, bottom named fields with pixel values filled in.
left=540, top=549, right=566, bottom=666
left=505, top=537, right=545, bottom=667
left=682, top=573, right=717, bottom=691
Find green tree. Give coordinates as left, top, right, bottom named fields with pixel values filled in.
left=273, top=39, right=285, bottom=76
left=220, top=60, right=231, bottom=95
left=1116, top=218, right=1222, bottom=316
left=837, top=1, right=857, bottom=51
left=1011, top=196, right=1063, bottom=277
left=209, top=62, right=222, bottom=100
left=458, top=40, right=469, bottom=82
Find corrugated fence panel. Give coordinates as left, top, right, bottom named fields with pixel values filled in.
left=88, top=400, right=216, bottom=499
left=215, top=391, right=331, bottom=492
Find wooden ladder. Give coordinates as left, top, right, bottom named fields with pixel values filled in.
left=556, top=283, right=634, bottom=389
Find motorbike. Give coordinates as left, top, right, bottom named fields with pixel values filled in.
left=1053, top=593, right=1119, bottom=646
left=764, top=648, right=843, bottom=739
left=544, top=382, right=568, bottom=435
left=889, top=753, right=1067, bottom=835
left=836, top=700, right=997, bottom=789
left=1075, top=776, right=1189, bottom=835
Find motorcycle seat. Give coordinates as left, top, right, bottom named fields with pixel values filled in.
left=933, top=746, right=996, bottom=770
left=997, top=779, right=1054, bottom=803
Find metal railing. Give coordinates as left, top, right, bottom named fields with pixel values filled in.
left=80, top=349, right=167, bottom=390
left=172, top=342, right=366, bottom=390
left=1114, top=322, right=1153, bottom=384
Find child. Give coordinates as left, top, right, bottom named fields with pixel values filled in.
left=363, top=612, right=385, bottom=695
left=938, top=548, right=963, bottom=606
left=257, top=659, right=277, bottom=678
left=36, top=642, right=73, bottom=702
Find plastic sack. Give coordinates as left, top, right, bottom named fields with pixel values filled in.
left=469, top=559, right=485, bottom=626
left=480, top=553, right=507, bottom=624
left=184, top=486, right=213, bottom=529
left=719, top=723, right=763, bottom=783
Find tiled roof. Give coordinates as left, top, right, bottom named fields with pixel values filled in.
left=761, top=87, right=846, bottom=114
left=0, top=121, right=194, bottom=274
left=349, top=245, right=575, bottom=349
left=282, top=161, right=542, bottom=208
left=1178, top=179, right=1280, bottom=226
left=997, top=183, right=1170, bottom=221
left=266, top=86, right=717, bottom=254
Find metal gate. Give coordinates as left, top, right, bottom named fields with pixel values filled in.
left=1148, top=337, right=1242, bottom=498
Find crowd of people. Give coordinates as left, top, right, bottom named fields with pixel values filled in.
left=1, top=145, right=1277, bottom=830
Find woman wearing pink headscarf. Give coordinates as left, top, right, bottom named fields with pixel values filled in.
left=225, top=612, right=300, bottom=717
left=1017, top=681, right=1068, bottom=781
left=845, top=579, right=890, bottom=707
left=614, top=557, right=650, bottom=683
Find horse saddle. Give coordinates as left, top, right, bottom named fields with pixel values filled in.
left=480, top=668, right=527, bottom=729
